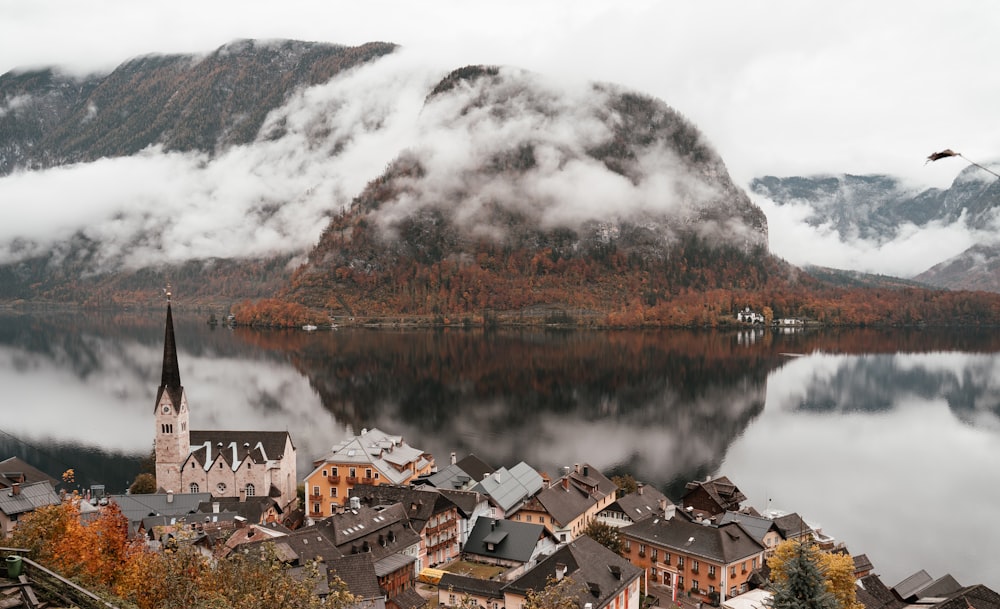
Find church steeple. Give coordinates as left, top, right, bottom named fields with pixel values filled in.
left=161, top=301, right=182, bottom=390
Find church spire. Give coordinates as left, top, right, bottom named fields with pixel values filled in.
left=160, top=300, right=182, bottom=390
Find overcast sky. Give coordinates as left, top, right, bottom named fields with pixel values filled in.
left=2, top=0, right=998, bottom=276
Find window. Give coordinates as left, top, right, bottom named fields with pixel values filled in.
left=365, top=468, right=372, bottom=478
left=678, top=576, right=684, bottom=589
left=539, top=516, right=545, bottom=523
left=322, top=469, right=328, bottom=477
left=349, top=467, right=357, bottom=478
left=313, top=503, right=320, bottom=513
left=708, top=565, right=716, bottom=577
left=189, top=483, right=199, bottom=493
left=245, top=483, right=255, bottom=497
left=740, top=583, right=748, bottom=594
left=312, top=486, right=320, bottom=496
left=677, top=556, right=684, bottom=568
left=752, top=558, right=758, bottom=569
left=664, top=552, right=671, bottom=565
left=652, top=548, right=658, bottom=561
left=692, top=581, right=699, bottom=593
left=330, top=487, right=338, bottom=497
left=526, top=515, right=532, bottom=522
left=332, top=467, right=338, bottom=476
left=331, top=503, right=337, bottom=515
left=708, top=586, right=715, bottom=595
left=742, top=561, right=747, bottom=573
left=639, top=544, right=646, bottom=557
left=730, top=566, right=736, bottom=578
left=730, top=587, right=737, bottom=598
left=624, top=539, right=631, bottom=552
left=691, top=559, right=699, bottom=573
left=449, top=595, right=456, bottom=606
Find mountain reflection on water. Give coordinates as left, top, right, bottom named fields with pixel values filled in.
left=2, top=309, right=1000, bottom=589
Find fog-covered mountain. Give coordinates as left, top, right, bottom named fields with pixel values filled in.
left=0, top=39, right=777, bottom=311
left=751, top=167, right=1000, bottom=291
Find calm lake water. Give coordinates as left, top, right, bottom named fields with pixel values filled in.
left=2, top=308, right=999, bottom=590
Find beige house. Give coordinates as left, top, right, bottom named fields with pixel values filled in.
left=153, top=302, right=297, bottom=511
left=509, top=463, right=617, bottom=543
left=304, top=428, right=434, bottom=519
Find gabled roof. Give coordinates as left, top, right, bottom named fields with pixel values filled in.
left=391, top=587, right=427, bottom=609
left=856, top=573, right=906, bottom=609
left=682, top=476, right=747, bottom=512
left=187, top=431, right=292, bottom=471
left=0, top=480, right=60, bottom=516
left=717, top=511, right=779, bottom=545
left=622, top=515, right=765, bottom=564
left=197, top=496, right=281, bottom=523
left=505, top=535, right=641, bottom=606
left=464, top=518, right=546, bottom=564
left=156, top=302, right=185, bottom=410
left=350, top=484, right=453, bottom=532
left=604, top=485, right=671, bottom=523
left=0, top=457, right=58, bottom=489
left=472, top=462, right=543, bottom=513
left=312, top=428, right=431, bottom=486
left=455, top=455, right=494, bottom=482
left=111, top=492, right=213, bottom=521
left=438, top=573, right=505, bottom=599
left=422, top=463, right=475, bottom=490
left=527, top=464, right=616, bottom=527
left=771, top=512, right=812, bottom=539
left=933, top=584, right=1000, bottom=609
left=329, top=553, right=382, bottom=599
left=436, top=488, right=485, bottom=518
left=318, top=503, right=421, bottom=560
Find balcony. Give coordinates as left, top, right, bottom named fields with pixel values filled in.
left=310, top=493, right=322, bottom=500
left=638, top=551, right=646, bottom=558
left=346, top=476, right=358, bottom=484
left=328, top=475, right=341, bottom=484
left=361, top=477, right=375, bottom=484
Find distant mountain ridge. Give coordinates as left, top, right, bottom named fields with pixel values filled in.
left=751, top=167, right=1000, bottom=291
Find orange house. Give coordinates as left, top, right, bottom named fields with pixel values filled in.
left=303, top=428, right=434, bottom=519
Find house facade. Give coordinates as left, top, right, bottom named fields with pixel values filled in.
left=510, top=463, right=617, bottom=543
left=679, top=475, right=747, bottom=518
left=304, top=428, right=434, bottom=520
left=153, top=301, right=297, bottom=510
left=0, top=481, right=61, bottom=537
left=621, top=515, right=765, bottom=606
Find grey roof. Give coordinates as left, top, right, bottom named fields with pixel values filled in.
left=607, top=485, right=671, bottom=523
left=111, top=492, right=213, bottom=525
left=423, top=463, right=476, bottom=490
left=622, top=515, right=765, bottom=564
left=464, top=518, right=546, bottom=564
left=455, top=455, right=494, bottom=482
left=318, top=503, right=421, bottom=560
left=528, top=464, right=617, bottom=527
left=197, top=496, right=281, bottom=522
left=892, top=570, right=933, bottom=600
left=856, top=574, right=906, bottom=609
left=681, top=476, right=747, bottom=512
left=329, top=553, right=382, bottom=599
left=933, top=584, right=1000, bottom=609
left=311, top=428, right=431, bottom=486
left=0, top=480, right=60, bottom=516
left=717, top=511, right=778, bottom=544
left=391, top=587, right=427, bottom=609
left=917, top=574, right=963, bottom=600
left=438, top=573, right=505, bottom=598
left=771, top=512, right=812, bottom=539
left=374, top=551, right=417, bottom=577
left=505, top=535, right=641, bottom=606
left=350, top=484, right=453, bottom=532
left=472, top=462, right=543, bottom=513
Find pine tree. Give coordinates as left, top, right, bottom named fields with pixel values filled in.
left=767, top=540, right=837, bottom=609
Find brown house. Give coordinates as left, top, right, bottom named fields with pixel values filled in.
left=621, top=514, right=765, bottom=606
left=679, top=475, right=747, bottom=518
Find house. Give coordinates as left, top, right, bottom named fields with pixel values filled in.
left=153, top=300, right=297, bottom=510
left=597, top=482, right=672, bottom=528
left=679, top=475, right=747, bottom=518
left=327, top=553, right=388, bottom=609
left=503, top=535, right=642, bottom=609
left=0, top=480, right=61, bottom=537
left=438, top=573, right=506, bottom=609
left=462, top=518, right=556, bottom=579
left=621, top=513, right=766, bottom=606
left=350, top=483, right=462, bottom=567
left=769, top=511, right=814, bottom=542
left=471, top=462, right=544, bottom=519
left=195, top=495, right=284, bottom=526
left=736, top=307, right=765, bottom=324
left=305, top=428, right=434, bottom=519
left=417, top=453, right=494, bottom=491
left=315, top=502, right=422, bottom=599
left=510, top=463, right=617, bottom=543
left=436, top=487, right=490, bottom=548
left=0, top=457, right=59, bottom=492
left=856, top=571, right=1000, bottom=609
left=716, top=511, right=783, bottom=556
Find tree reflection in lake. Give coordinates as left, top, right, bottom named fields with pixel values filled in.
left=2, top=310, right=1000, bottom=589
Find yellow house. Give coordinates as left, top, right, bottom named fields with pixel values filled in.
left=304, top=428, right=434, bottom=519
left=510, top=463, right=617, bottom=543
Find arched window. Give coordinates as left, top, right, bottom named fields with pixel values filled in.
left=245, top=483, right=255, bottom=497
left=189, top=483, right=200, bottom=493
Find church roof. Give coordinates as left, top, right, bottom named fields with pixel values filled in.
left=188, top=430, right=293, bottom=470
left=155, top=302, right=184, bottom=410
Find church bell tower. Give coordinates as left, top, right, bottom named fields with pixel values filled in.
left=153, top=290, right=191, bottom=493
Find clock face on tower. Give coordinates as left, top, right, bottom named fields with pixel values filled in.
left=162, top=405, right=170, bottom=414
left=217, top=483, right=227, bottom=494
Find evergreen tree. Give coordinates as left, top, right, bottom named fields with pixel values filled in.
left=767, top=540, right=837, bottom=609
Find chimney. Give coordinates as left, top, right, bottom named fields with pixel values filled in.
left=213, top=502, right=220, bottom=514
left=11, top=482, right=20, bottom=496
left=637, top=483, right=644, bottom=496
left=555, top=563, right=567, bottom=581
left=166, top=490, right=174, bottom=503
left=574, top=463, right=580, bottom=474
left=451, top=452, right=457, bottom=465
left=583, top=465, right=589, bottom=476
left=562, top=477, right=570, bottom=491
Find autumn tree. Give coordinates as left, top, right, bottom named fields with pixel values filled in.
left=767, top=539, right=850, bottom=609
left=524, top=576, right=581, bottom=609
left=582, top=520, right=622, bottom=555
left=611, top=473, right=638, bottom=497
left=129, top=473, right=157, bottom=494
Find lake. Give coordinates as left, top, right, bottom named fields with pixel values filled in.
left=2, top=308, right=999, bottom=591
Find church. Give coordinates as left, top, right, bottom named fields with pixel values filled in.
left=153, top=298, right=298, bottom=511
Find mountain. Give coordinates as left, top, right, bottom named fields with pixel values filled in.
left=750, top=168, right=1000, bottom=291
